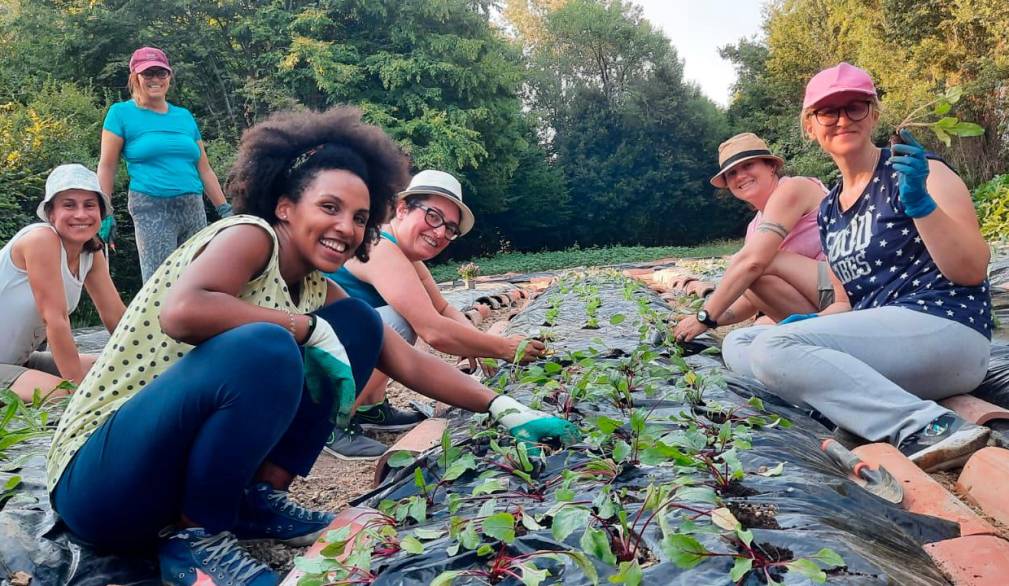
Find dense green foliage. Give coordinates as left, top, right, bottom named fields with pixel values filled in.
left=974, top=175, right=1009, bottom=242
left=721, top=0, right=1009, bottom=187
left=428, top=240, right=740, bottom=283
left=0, top=0, right=748, bottom=305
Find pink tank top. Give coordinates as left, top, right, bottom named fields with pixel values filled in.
left=744, top=176, right=827, bottom=261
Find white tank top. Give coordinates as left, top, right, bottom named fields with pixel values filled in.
left=0, top=224, right=93, bottom=365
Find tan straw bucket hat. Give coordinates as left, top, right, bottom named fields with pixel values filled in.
left=397, top=170, right=475, bottom=236
left=710, top=133, right=785, bottom=188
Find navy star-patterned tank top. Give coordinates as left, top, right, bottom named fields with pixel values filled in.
left=818, top=148, right=992, bottom=339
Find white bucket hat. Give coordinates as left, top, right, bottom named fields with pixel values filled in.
left=38, top=164, right=113, bottom=221
left=397, top=170, right=475, bottom=236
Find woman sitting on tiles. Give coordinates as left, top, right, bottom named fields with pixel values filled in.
left=46, top=107, right=577, bottom=586
left=674, top=133, right=830, bottom=342
left=722, top=63, right=991, bottom=473
left=322, top=169, right=546, bottom=459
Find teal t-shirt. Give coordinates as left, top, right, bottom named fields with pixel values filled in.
left=325, top=232, right=397, bottom=308
left=103, top=100, right=204, bottom=197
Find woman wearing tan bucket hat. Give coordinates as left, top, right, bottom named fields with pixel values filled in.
left=674, top=132, right=831, bottom=342
left=322, top=170, right=546, bottom=459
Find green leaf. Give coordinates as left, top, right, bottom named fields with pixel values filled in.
left=710, top=507, right=739, bottom=530
left=581, top=527, right=617, bottom=565
left=556, top=487, right=576, bottom=501
left=661, top=534, right=710, bottom=569
left=609, top=560, right=643, bottom=585
left=544, top=361, right=563, bottom=375
left=931, top=125, right=952, bottom=147
left=400, top=535, right=425, bottom=554
left=757, top=462, right=784, bottom=477
left=472, top=477, right=507, bottom=496
left=443, top=452, right=477, bottom=481
left=297, top=576, right=325, bottom=586
left=414, top=467, right=427, bottom=491
left=674, top=486, right=719, bottom=505
left=609, top=313, right=626, bottom=325
left=522, top=512, right=544, bottom=531
left=934, top=116, right=958, bottom=130
left=809, top=547, right=845, bottom=568
left=413, top=528, right=446, bottom=540
left=519, top=561, right=551, bottom=586
left=431, top=570, right=464, bottom=586
left=786, top=559, right=827, bottom=583
left=592, top=415, right=624, bottom=434
left=730, top=557, right=753, bottom=582
left=747, top=396, right=765, bottom=411
left=612, top=439, right=632, bottom=463
left=386, top=450, right=416, bottom=468
left=552, top=506, right=591, bottom=541
left=477, top=543, right=495, bottom=556
left=319, top=540, right=348, bottom=558
left=934, top=101, right=952, bottom=116
left=483, top=512, right=516, bottom=543
left=945, top=86, right=963, bottom=104
left=951, top=122, right=985, bottom=137
left=735, top=526, right=754, bottom=548
left=460, top=521, right=482, bottom=549
left=513, top=339, right=531, bottom=364
left=407, top=496, right=427, bottom=523
left=3, top=475, right=22, bottom=492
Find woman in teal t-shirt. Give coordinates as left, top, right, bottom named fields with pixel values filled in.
left=97, top=46, right=233, bottom=282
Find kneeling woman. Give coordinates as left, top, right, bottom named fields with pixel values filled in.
left=723, top=63, right=991, bottom=472
left=47, top=108, right=576, bottom=586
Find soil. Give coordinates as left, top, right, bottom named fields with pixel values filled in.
left=250, top=304, right=518, bottom=572
left=930, top=468, right=1009, bottom=541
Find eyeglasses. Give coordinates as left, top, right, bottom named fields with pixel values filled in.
left=414, top=205, right=462, bottom=241
left=811, top=101, right=872, bottom=126
left=138, top=68, right=171, bottom=79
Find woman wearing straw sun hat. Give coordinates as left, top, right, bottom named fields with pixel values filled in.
left=323, top=169, right=547, bottom=459
left=674, top=132, right=831, bottom=343
left=0, top=164, right=125, bottom=400
left=97, top=46, right=233, bottom=283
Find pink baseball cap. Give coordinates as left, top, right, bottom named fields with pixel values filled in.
left=129, top=47, right=172, bottom=74
left=802, top=62, right=876, bottom=109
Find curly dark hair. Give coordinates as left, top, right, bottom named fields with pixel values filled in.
left=228, top=107, right=410, bottom=262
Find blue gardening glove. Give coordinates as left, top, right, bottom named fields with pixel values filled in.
left=303, top=315, right=357, bottom=428
left=489, top=395, right=581, bottom=451
left=889, top=129, right=936, bottom=218
left=98, top=215, right=117, bottom=250
left=215, top=202, right=234, bottom=218
left=779, top=312, right=818, bottom=325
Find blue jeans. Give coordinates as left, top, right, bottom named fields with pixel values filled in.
left=52, top=299, right=383, bottom=550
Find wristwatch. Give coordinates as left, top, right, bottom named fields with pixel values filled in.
left=696, top=309, right=718, bottom=328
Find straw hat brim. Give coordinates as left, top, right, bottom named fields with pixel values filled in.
left=710, top=154, right=785, bottom=189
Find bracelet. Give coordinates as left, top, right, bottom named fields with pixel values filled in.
left=285, top=311, right=297, bottom=338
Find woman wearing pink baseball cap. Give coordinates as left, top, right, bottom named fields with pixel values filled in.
left=723, top=63, right=992, bottom=472
left=98, top=46, right=233, bottom=283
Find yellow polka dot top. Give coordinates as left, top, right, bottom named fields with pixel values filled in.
left=47, top=215, right=328, bottom=492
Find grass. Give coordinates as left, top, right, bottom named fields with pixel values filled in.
left=428, top=240, right=741, bottom=283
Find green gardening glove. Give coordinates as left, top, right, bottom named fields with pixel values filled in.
left=98, top=215, right=117, bottom=251
left=489, top=395, right=581, bottom=453
left=303, top=315, right=357, bottom=428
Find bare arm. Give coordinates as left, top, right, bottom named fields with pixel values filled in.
left=160, top=224, right=313, bottom=344
left=704, top=179, right=822, bottom=320
left=97, top=130, right=124, bottom=200
left=415, top=261, right=473, bottom=325
left=351, top=241, right=524, bottom=360
left=912, top=160, right=990, bottom=285
left=376, top=322, right=496, bottom=412
left=82, top=250, right=126, bottom=333
left=18, top=230, right=83, bottom=382
left=196, top=141, right=228, bottom=208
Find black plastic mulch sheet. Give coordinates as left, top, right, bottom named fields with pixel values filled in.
left=353, top=275, right=956, bottom=585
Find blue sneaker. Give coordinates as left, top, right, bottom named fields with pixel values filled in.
left=159, top=527, right=277, bottom=586
left=233, top=482, right=334, bottom=546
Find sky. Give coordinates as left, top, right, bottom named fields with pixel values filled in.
left=634, top=0, right=767, bottom=107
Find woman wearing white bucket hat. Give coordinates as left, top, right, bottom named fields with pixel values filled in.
left=0, top=164, right=125, bottom=400
left=674, top=132, right=831, bottom=342
left=323, top=169, right=546, bottom=459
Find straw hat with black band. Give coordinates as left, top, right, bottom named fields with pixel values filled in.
left=397, top=170, right=475, bottom=236
left=710, top=133, right=785, bottom=189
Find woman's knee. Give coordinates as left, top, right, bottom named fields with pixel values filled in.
left=315, top=299, right=384, bottom=386
left=207, top=322, right=304, bottom=391
left=747, top=329, right=800, bottom=389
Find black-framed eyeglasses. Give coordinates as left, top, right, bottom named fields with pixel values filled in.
left=139, top=68, right=171, bottom=79
left=414, top=204, right=462, bottom=240
left=811, top=100, right=872, bottom=126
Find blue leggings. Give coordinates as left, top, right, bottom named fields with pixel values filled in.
left=52, top=299, right=383, bottom=550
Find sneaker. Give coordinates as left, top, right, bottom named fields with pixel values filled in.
left=323, top=422, right=388, bottom=461
left=233, top=482, right=335, bottom=546
left=899, top=413, right=989, bottom=472
left=355, top=400, right=428, bottom=432
left=159, top=527, right=277, bottom=586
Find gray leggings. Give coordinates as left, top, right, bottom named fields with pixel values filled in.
left=128, top=191, right=207, bottom=282
left=723, top=306, right=990, bottom=445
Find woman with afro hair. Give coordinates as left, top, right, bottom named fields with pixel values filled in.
left=46, top=107, right=578, bottom=586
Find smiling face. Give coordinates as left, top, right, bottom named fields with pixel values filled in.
left=132, top=68, right=172, bottom=102
left=46, top=189, right=102, bottom=245
left=274, top=169, right=371, bottom=275
left=724, top=159, right=780, bottom=207
left=393, top=195, right=461, bottom=262
left=803, top=91, right=879, bottom=158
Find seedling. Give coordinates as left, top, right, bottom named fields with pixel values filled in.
left=892, top=86, right=984, bottom=147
